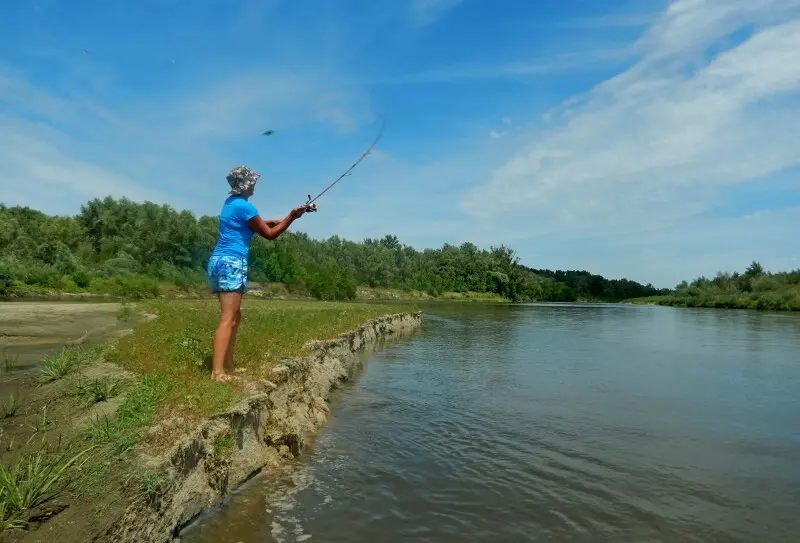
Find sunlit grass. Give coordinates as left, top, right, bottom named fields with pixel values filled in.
left=96, top=299, right=416, bottom=449
left=38, top=347, right=96, bottom=384
left=71, top=378, right=126, bottom=406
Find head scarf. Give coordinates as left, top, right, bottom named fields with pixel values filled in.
left=226, top=165, right=261, bottom=195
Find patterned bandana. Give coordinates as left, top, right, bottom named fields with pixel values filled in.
left=226, top=165, right=261, bottom=195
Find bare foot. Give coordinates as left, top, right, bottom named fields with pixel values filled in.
left=211, top=372, right=242, bottom=383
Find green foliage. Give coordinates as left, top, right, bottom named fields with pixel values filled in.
left=525, top=267, right=667, bottom=302
left=38, top=347, right=94, bottom=383
left=628, top=262, right=800, bottom=311
left=0, top=198, right=661, bottom=302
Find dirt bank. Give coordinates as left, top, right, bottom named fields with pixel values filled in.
left=97, top=311, right=422, bottom=542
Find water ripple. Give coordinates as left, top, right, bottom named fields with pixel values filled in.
left=182, top=304, right=800, bottom=543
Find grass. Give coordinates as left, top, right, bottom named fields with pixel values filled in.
left=1, top=394, right=20, bottom=419
left=135, top=469, right=168, bottom=503
left=356, top=286, right=509, bottom=302
left=0, top=351, right=17, bottom=375
left=0, top=441, right=94, bottom=530
left=71, top=378, right=126, bottom=405
left=38, top=347, right=95, bottom=384
left=85, top=372, right=172, bottom=453
left=117, top=303, right=136, bottom=322
left=212, top=430, right=236, bottom=458
left=0, top=298, right=417, bottom=538
left=95, top=299, right=415, bottom=448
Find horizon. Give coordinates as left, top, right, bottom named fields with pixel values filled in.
left=2, top=0, right=799, bottom=289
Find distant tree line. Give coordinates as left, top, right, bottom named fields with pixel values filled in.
left=523, top=267, right=669, bottom=302
left=630, top=261, right=800, bottom=311
left=1, top=198, right=660, bottom=302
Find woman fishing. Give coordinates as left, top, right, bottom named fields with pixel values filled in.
left=207, top=165, right=308, bottom=382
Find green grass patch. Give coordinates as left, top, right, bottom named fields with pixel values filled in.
left=85, top=372, right=172, bottom=452
left=212, top=431, right=236, bottom=458
left=71, top=378, right=126, bottom=406
left=0, top=442, right=95, bottom=530
left=38, top=347, right=95, bottom=384
left=94, top=299, right=415, bottom=450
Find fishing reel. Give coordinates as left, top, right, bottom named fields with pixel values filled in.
left=303, top=195, right=318, bottom=213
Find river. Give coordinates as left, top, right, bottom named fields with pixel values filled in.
left=180, top=302, right=800, bottom=542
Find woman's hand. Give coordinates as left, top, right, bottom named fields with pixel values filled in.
left=290, top=206, right=307, bottom=219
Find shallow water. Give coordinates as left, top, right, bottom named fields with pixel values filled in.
left=181, top=303, right=800, bottom=542
left=0, top=301, right=124, bottom=371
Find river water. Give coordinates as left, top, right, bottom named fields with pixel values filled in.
left=181, top=303, right=800, bottom=542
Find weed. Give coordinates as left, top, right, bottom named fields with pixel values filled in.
left=26, top=405, right=52, bottom=434
left=136, top=470, right=167, bottom=502
left=117, top=303, right=136, bottom=322
left=212, top=431, right=236, bottom=458
left=72, top=377, right=125, bottom=405
left=1, top=394, right=19, bottom=419
left=38, top=347, right=93, bottom=384
left=86, top=414, right=119, bottom=447
left=0, top=500, right=28, bottom=532
left=0, top=351, right=17, bottom=375
left=0, top=443, right=94, bottom=522
left=86, top=373, right=171, bottom=453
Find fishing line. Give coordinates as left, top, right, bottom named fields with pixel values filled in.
left=300, top=118, right=386, bottom=213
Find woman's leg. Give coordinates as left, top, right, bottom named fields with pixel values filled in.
left=212, top=290, right=242, bottom=381
left=223, top=307, right=241, bottom=373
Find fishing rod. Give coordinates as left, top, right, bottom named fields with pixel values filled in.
left=300, top=118, right=386, bottom=213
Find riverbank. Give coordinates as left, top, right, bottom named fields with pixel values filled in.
left=1, top=282, right=510, bottom=304
left=627, top=293, right=800, bottom=311
left=0, top=300, right=421, bottom=541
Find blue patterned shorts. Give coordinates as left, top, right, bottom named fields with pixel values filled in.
left=207, top=256, right=248, bottom=293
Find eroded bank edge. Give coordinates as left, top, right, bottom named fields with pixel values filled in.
left=103, top=311, right=422, bottom=543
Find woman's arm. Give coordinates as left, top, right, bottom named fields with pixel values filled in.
left=247, top=207, right=306, bottom=240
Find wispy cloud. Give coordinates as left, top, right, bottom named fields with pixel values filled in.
left=557, top=12, right=658, bottom=29
left=408, top=0, right=465, bottom=26
left=0, top=114, right=167, bottom=214
left=461, top=0, right=800, bottom=245
left=390, top=48, right=632, bottom=84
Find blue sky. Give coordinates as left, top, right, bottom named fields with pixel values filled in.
left=2, top=0, right=799, bottom=288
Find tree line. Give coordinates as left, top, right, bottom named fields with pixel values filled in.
left=0, top=197, right=662, bottom=302
left=631, top=261, right=800, bottom=311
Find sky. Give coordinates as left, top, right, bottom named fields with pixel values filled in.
left=1, top=0, right=799, bottom=288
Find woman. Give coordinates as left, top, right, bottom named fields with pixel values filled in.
left=207, top=165, right=307, bottom=382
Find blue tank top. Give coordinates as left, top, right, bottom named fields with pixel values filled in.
left=211, top=195, right=259, bottom=259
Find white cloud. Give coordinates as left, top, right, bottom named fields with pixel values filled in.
left=392, top=48, right=631, bottom=84
left=0, top=115, right=166, bottom=213
left=461, top=0, right=800, bottom=242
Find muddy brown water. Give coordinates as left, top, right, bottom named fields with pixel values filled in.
left=180, top=302, right=800, bottom=543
